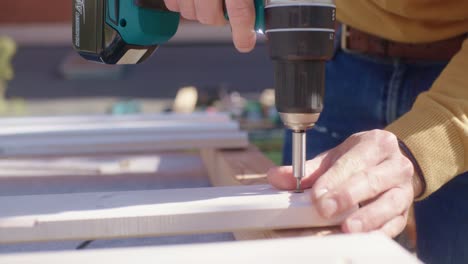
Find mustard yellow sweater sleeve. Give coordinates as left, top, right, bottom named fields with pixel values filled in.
left=386, top=39, right=468, bottom=199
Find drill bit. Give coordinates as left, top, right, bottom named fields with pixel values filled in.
left=292, top=130, right=306, bottom=193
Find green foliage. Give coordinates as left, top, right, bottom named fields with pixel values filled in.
left=250, top=129, right=284, bottom=166
left=0, top=37, right=17, bottom=81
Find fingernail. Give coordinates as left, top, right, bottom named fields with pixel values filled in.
left=347, top=219, right=363, bottom=233
left=314, top=188, right=328, bottom=199
left=320, top=198, right=337, bottom=218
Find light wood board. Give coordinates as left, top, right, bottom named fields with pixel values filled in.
left=0, top=121, right=239, bottom=136
left=0, top=152, right=211, bottom=197
left=201, top=147, right=417, bottom=248
left=0, top=112, right=231, bottom=127
left=0, top=233, right=421, bottom=264
left=0, top=132, right=248, bottom=157
left=0, top=113, right=248, bottom=157
left=201, top=147, right=344, bottom=240
left=0, top=184, right=353, bottom=244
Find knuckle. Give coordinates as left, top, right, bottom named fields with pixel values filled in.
left=164, top=0, right=179, bottom=11
left=359, top=213, right=380, bottom=232
left=395, top=215, right=408, bottom=233
left=227, top=1, right=254, bottom=21
left=347, top=133, right=362, bottom=144
left=385, top=217, right=406, bottom=238
left=178, top=0, right=196, bottom=20
left=365, top=171, right=382, bottom=196
left=335, top=189, right=355, bottom=209
left=335, top=157, right=359, bottom=171
left=388, top=190, right=406, bottom=213
left=402, top=210, right=409, bottom=222
left=376, top=130, right=397, bottom=150
left=194, top=0, right=225, bottom=26
left=404, top=185, right=414, bottom=202
left=383, top=130, right=397, bottom=141
left=408, top=186, right=415, bottom=199
left=363, top=129, right=381, bottom=143
left=368, top=129, right=382, bottom=138
left=399, top=157, right=414, bottom=178
left=328, top=162, right=349, bottom=182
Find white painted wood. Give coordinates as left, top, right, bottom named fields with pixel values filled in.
left=0, top=112, right=247, bottom=156
left=0, top=121, right=239, bottom=137
left=0, top=155, right=163, bottom=177
left=0, top=112, right=231, bottom=127
left=0, top=234, right=421, bottom=264
left=0, top=131, right=248, bottom=157
left=0, top=185, right=354, bottom=244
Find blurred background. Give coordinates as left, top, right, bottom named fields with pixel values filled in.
left=0, top=0, right=283, bottom=162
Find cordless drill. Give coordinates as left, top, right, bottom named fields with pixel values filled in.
left=72, top=0, right=336, bottom=192
left=264, top=0, right=336, bottom=191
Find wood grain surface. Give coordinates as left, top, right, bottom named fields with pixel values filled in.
left=0, top=185, right=353, bottom=244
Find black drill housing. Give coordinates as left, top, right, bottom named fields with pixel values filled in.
left=265, top=4, right=336, bottom=115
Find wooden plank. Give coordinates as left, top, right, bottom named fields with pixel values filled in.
left=0, top=121, right=240, bottom=137
left=0, top=234, right=421, bottom=264
left=0, top=155, right=165, bottom=177
left=200, top=146, right=343, bottom=240
left=0, top=113, right=248, bottom=156
left=0, top=113, right=231, bottom=127
left=201, top=146, right=275, bottom=186
left=0, top=185, right=353, bottom=244
left=0, top=132, right=248, bottom=157
left=0, top=152, right=212, bottom=197
left=201, top=147, right=417, bottom=247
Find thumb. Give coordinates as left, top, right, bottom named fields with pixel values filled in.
left=267, top=150, right=334, bottom=191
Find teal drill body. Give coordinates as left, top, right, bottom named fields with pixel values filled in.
left=105, top=0, right=180, bottom=46
left=73, top=0, right=264, bottom=64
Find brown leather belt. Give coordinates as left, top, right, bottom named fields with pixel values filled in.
left=340, top=24, right=467, bottom=61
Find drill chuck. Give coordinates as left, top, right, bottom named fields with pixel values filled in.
left=264, top=0, right=336, bottom=131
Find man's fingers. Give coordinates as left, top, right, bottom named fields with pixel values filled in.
left=177, top=0, right=197, bottom=20
left=225, top=0, right=256, bottom=52
left=164, top=0, right=179, bottom=12
left=267, top=150, right=333, bottom=191
left=311, top=130, right=399, bottom=200
left=194, top=0, right=226, bottom=25
left=316, top=157, right=413, bottom=217
left=267, top=166, right=295, bottom=190
left=300, top=150, right=335, bottom=188
left=165, top=0, right=255, bottom=51
left=342, top=187, right=412, bottom=234
left=378, top=214, right=409, bottom=238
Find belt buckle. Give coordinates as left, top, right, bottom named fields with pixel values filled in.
left=340, top=24, right=353, bottom=53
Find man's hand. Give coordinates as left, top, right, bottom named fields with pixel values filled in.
left=163, top=0, right=257, bottom=52
left=268, top=130, right=419, bottom=237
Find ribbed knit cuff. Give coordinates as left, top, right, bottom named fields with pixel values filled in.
left=398, top=139, right=426, bottom=200
left=386, top=96, right=464, bottom=200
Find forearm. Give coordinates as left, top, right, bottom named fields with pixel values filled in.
left=386, top=39, right=468, bottom=200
